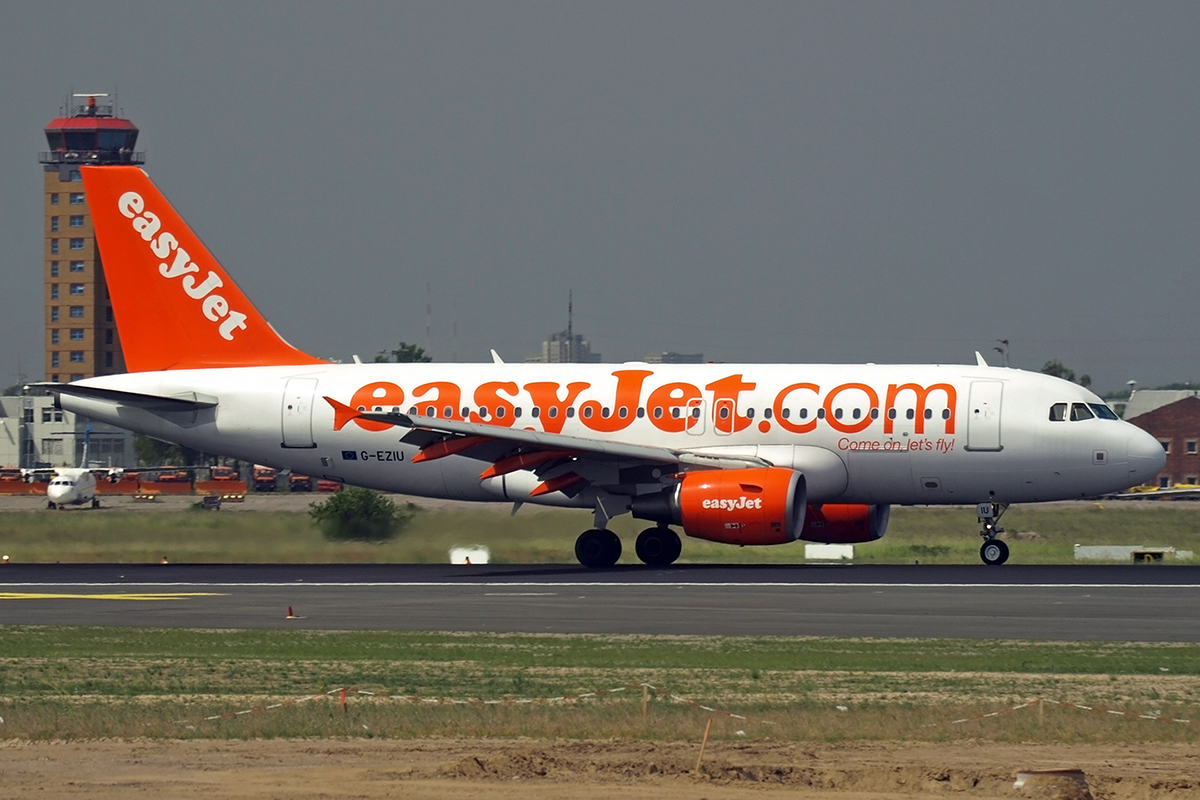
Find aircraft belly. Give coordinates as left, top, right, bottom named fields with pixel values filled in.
left=843, top=450, right=914, bottom=503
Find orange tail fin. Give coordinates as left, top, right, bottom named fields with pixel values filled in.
left=81, top=166, right=326, bottom=372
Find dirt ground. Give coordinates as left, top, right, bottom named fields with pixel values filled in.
left=1, top=738, right=1198, bottom=799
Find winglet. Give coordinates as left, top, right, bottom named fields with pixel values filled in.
left=975, top=351, right=989, bottom=367
left=324, top=396, right=361, bottom=431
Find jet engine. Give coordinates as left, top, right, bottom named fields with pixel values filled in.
left=799, top=503, right=890, bottom=543
left=630, top=467, right=807, bottom=546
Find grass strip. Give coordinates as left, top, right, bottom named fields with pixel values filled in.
left=1, top=627, right=1197, bottom=743
left=1, top=503, right=1199, bottom=564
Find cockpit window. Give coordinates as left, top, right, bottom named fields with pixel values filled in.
left=1049, top=403, right=1067, bottom=422
left=1088, top=403, right=1120, bottom=420
left=1070, top=402, right=1095, bottom=421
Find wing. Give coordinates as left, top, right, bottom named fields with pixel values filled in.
left=324, top=396, right=767, bottom=498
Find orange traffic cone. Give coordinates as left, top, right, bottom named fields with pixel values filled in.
left=286, top=606, right=296, bottom=619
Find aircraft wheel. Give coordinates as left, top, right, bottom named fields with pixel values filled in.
left=575, top=529, right=622, bottom=568
left=47, top=501, right=56, bottom=510
left=980, top=539, right=1009, bottom=566
left=635, top=527, right=681, bottom=567
left=91, top=498, right=100, bottom=509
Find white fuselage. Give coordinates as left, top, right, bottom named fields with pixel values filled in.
left=46, top=468, right=98, bottom=507
left=60, top=362, right=1164, bottom=509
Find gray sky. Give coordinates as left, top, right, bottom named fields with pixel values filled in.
left=1, top=2, right=1197, bottom=394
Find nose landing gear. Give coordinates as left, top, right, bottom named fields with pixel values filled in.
left=977, top=502, right=1009, bottom=565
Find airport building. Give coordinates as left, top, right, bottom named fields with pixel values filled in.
left=0, top=396, right=131, bottom=469
left=39, top=93, right=142, bottom=383
left=1125, top=392, right=1200, bottom=488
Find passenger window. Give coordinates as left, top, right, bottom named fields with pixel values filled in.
left=1070, top=403, right=1094, bottom=421
left=746, top=408, right=755, bottom=419
left=1049, top=403, right=1067, bottom=422
left=532, top=407, right=540, bottom=418
left=906, top=409, right=915, bottom=420
left=923, top=408, right=933, bottom=420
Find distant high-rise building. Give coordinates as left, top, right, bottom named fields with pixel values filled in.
left=526, top=331, right=601, bottom=363
left=644, top=352, right=704, bottom=364
left=39, top=93, right=143, bottom=382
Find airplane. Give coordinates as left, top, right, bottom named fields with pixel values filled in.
left=23, top=427, right=121, bottom=509
left=36, top=165, right=1165, bottom=565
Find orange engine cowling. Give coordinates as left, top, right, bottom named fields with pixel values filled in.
left=799, top=503, right=890, bottom=543
left=630, top=468, right=807, bottom=546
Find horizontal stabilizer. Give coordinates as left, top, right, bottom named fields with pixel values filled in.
left=31, top=382, right=218, bottom=412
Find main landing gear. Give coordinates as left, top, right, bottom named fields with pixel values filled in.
left=575, top=529, right=622, bottom=569
left=635, top=526, right=682, bottom=568
left=977, top=502, right=1009, bottom=566
left=573, top=526, right=683, bottom=568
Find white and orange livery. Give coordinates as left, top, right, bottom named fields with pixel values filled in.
left=43, top=166, right=1165, bottom=566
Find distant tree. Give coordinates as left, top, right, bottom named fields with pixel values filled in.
left=1041, top=360, right=1091, bottom=388
left=133, top=435, right=202, bottom=467
left=2, top=383, right=22, bottom=396
left=1153, top=382, right=1198, bottom=391
left=374, top=342, right=432, bottom=363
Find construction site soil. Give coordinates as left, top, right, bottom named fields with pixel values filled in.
left=1, top=738, right=1197, bottom=799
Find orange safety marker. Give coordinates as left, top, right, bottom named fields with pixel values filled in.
left=286, top=606, right=296, bottom=619
left=340, top=688, right=347, bottom=712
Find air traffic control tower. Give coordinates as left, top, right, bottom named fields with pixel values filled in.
left=39, top=93, right=143, bottom=382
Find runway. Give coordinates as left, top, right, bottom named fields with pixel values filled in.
left=2, top=564, right=1198, bottom=640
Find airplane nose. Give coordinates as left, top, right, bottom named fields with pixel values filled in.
left=47, top=484, right=69, bottom=502
left=1126, top=426, right=1167, bottom=486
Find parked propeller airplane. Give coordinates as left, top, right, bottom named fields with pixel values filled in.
left=37, top=166, right=1165, bottom=565
left=21, top=427, right=123, bottom=509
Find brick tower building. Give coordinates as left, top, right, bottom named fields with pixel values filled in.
left=39, top=93, right=143, bottom=382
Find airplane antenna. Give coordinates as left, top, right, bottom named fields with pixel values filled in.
left=452, top=302, right=459, bottom=363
